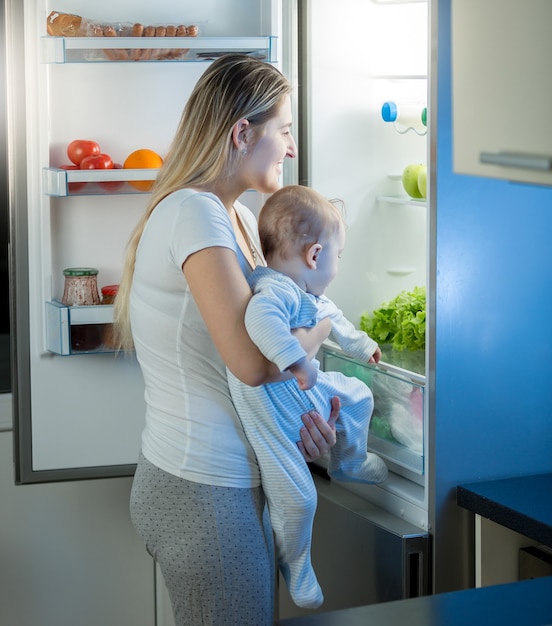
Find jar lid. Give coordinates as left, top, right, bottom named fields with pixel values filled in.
left=63, top=267, right=99, bottom=276
left=101, top=284, right=120, bottom=296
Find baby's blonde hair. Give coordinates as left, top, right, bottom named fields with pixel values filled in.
left=258, top=185, right=345, bottom=262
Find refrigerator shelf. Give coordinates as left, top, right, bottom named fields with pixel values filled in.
left=373, top=74, right=427, bottom=80
left=45, top=300, right=120, bottom=356
left=44, top=166, right=159, bottom=196
left=371, top=0, right=427, bottom=4
left=41, top=35, right=277, bottom=64
left=377, top=194, right=427, bottom=207
left=386, top=266, right=416, bottom=276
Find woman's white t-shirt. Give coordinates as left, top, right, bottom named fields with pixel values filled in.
left=130, top=189, right=262, bottom=487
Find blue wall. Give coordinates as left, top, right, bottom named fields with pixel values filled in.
left=432, top=0, right=552, bottom=591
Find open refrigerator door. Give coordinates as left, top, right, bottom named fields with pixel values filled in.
left=8, top=0, right=283, bottom=483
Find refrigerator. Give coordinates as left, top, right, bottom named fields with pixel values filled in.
left=13, top=0, right=530, bottom=621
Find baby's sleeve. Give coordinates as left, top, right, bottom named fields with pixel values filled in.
left=318, top=296, right=379, bottom=362
left=245, top=283, right=307, bottom=372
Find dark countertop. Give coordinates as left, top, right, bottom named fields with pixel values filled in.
left=276, top=576, right=552, bottom=626
left=457, top=472, right=552, bottom=547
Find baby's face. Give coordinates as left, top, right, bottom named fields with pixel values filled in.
left=307, top=222, right=345, bottom=297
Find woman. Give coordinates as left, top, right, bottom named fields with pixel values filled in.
left=114, top=54, right=339, bottom=626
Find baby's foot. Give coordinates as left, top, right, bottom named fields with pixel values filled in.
left=329, top=453, right=388, bottom=484
left=280, top=561, right=324, bottom=609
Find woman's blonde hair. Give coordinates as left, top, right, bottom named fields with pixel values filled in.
left=114, top=54, right=292, bottom=349
left=258, top=185, right=345, bottom=262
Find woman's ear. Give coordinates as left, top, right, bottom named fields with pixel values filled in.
left=306, top=243, right=322, bottom=269
left=232, top=118, right=250, bottom=152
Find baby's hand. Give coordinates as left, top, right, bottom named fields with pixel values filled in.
left=289, top=357, right=318, bottom=390
left=368, top=346, right=382, bottom=364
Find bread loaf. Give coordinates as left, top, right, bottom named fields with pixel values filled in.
left=46, top=11, right=83, bottom=36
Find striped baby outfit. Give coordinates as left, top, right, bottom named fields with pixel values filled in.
left=228, top=266, right=387, bottom=610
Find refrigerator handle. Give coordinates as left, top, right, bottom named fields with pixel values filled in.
left=405, top=549, right=429, bottom=598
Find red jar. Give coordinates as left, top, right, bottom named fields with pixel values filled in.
left=101, top=284, right=120, bottom=349
left=100, top=284, right=119, bottom=305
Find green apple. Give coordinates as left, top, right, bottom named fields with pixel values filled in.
left=402, top=163, right=424, bottom=199
left=417, top=165, right=427, bottom=199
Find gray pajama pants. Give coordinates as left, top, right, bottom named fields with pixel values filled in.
left=129, top=452, right=275, bottom=626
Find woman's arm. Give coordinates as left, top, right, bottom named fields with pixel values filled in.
left=184, top=245, right=338, bottom=459
left=183, top=246, right=278, bottom=386
left=184, top=246, right=332, bottom=386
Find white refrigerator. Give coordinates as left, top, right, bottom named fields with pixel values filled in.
left=9, top=0, right=286, bottom=481
left=7, top=0, right=431, bottom=618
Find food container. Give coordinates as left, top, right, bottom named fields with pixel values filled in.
left=100, top=284, right=119, bottom=305
left=62, top=267, right=101, bottom=306
left=62, top=267, right=102, bottom=351
left=101, top=284, right=120, bottom=349
left=322, top=344, right=425, bottom=477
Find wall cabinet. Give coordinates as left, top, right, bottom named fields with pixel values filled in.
left=452, top=0, right=552, bottom=186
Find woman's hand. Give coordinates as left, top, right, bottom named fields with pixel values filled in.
left=297, top=396, right=340, bottom=462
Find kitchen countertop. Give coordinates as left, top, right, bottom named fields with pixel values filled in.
left=276, top=576, right=552, bottom=626
left=456, top=472, right=552, bottom=547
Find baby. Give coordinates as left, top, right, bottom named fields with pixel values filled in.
left=228, top=185, right=387, bottom=610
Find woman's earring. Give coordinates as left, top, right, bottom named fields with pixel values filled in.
left=241, top=148, right=247, bottom=155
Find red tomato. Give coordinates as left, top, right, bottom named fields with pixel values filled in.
left=67, top=139, right=101, bottom=166
left=98, top=163, right=125, bottom=192
left=59, top=164, right=86, bottom=193
left=80, top=153, right=114, bottom=170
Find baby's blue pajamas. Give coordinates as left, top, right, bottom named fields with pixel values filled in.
left=228, top=267, right=388, bottom=609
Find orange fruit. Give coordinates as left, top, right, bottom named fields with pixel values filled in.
left=123, top=148, right=163, bottom=191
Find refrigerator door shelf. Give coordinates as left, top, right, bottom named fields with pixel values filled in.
left=45, top=300, right=120, bottom=356
left=44, top=167, right=159, bottom=197
left=321, top=344, right=425, bottom=476
left=41, top=35, right=277, bottom=64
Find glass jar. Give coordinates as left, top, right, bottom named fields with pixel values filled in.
left=62, top=268, right=101, bottom=306
left=100, top=284, right=119, bottom=305
left=101, top=284, right=120, bottom=349
left=62, top=267, right=102, bottom=352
